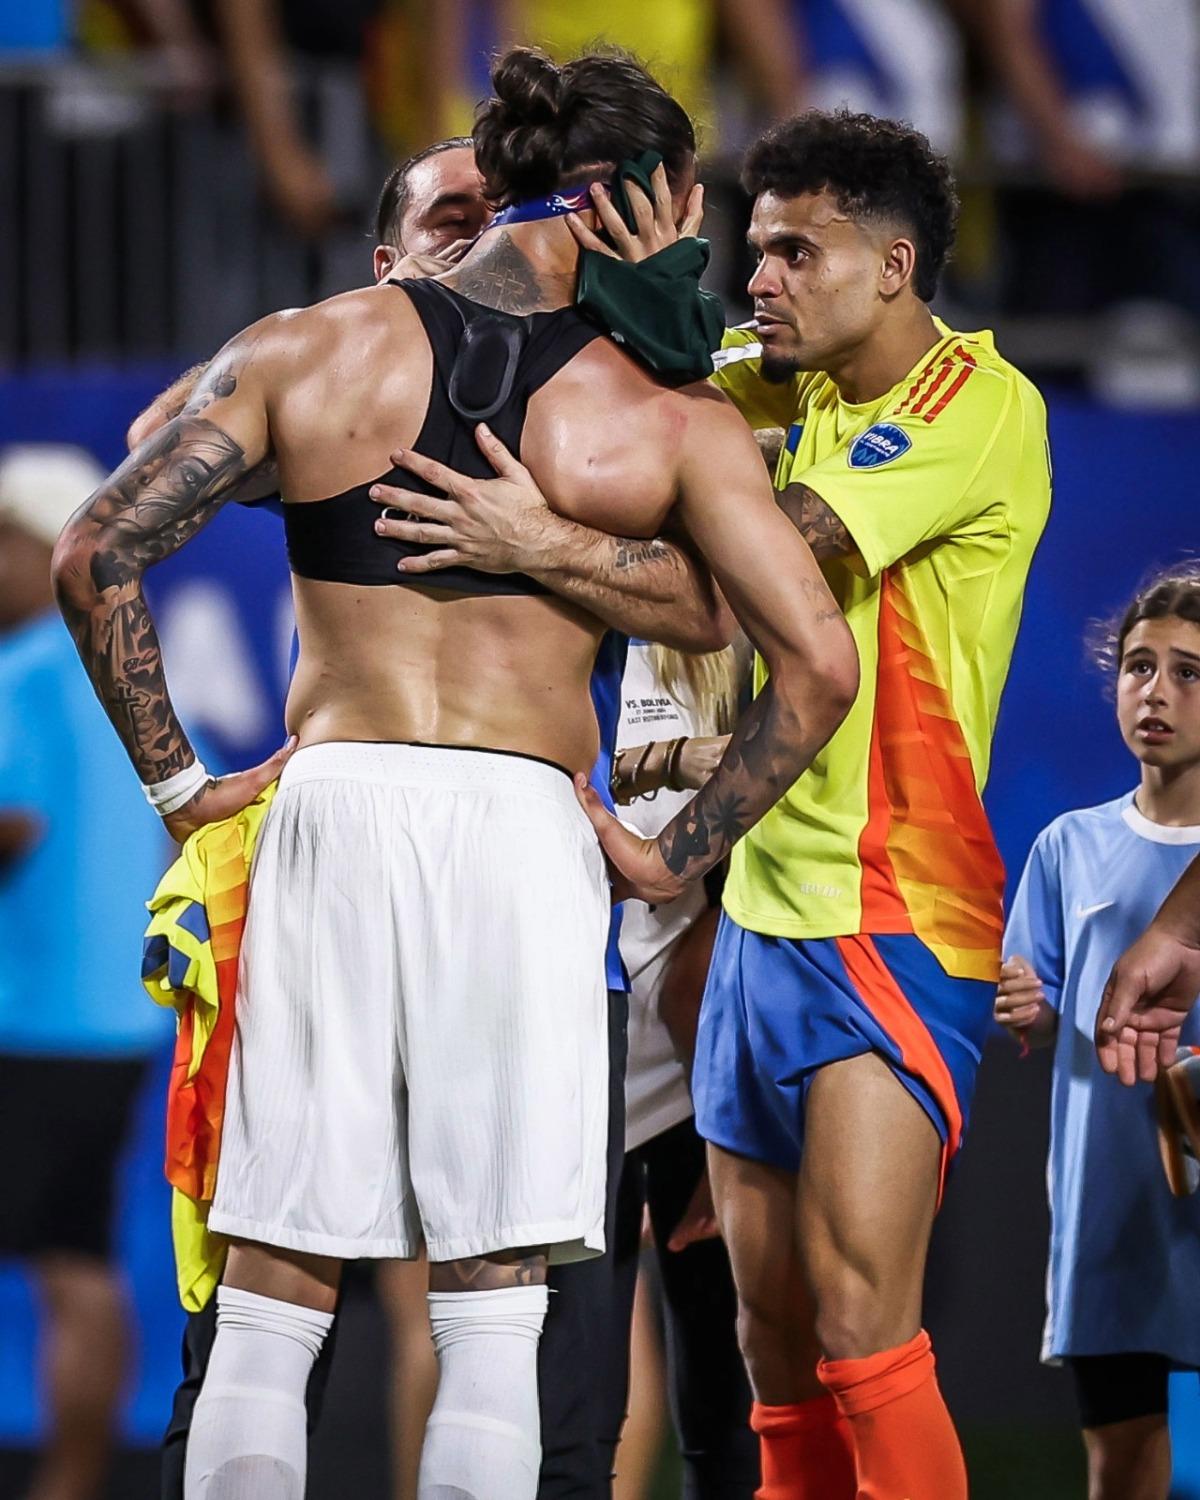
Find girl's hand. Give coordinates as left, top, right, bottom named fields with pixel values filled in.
left=995, top=954, right=1057, bottom=1049
left=994, top=954, right=1047, bottom=1032
left=565, top=161, right=704, bottom=263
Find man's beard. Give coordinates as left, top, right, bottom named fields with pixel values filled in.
left=759, top=350, right=804, bottom=384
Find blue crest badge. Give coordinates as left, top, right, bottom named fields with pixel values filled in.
left=848, top=423, right=912, bottom=470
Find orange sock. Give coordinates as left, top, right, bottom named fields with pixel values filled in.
left=751, top=1394, right=857, bottom=1499
left=817, top=1330, right=966, bottom=1500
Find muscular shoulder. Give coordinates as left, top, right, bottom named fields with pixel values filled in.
left=523, top=340, right=704, bottom=531
left=247, top=286, right=420, bottom=367
left=675, top=380, right=763, bottom=455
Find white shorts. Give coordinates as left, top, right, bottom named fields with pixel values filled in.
left=208, top=742, right=611, bottom=1265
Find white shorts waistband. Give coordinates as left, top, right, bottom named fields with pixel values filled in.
left=281, top=740, right=580, bottom=807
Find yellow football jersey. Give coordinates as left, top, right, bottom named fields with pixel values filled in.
left=712, top=324, right=1051, bottom=981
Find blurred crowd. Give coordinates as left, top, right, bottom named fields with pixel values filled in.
left=1, top=0, right=1199, bottom=389
left=2, top=11, right=1200, bottom=1500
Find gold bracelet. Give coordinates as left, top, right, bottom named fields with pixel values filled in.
left=665, top=736, right=688, bottom=792
left=612, top=741, right=657, bottom=803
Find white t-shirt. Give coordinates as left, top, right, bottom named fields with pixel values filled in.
left=616, top=643, right=712, bottom=1152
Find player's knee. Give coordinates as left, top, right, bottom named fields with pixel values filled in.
left=736, top=1289, right=806, bottom=1365
left=811, top=1262, right=904, bottom=1361
left=36, top=1257, right=125, bottom=1326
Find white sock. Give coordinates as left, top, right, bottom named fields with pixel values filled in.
left=418, top=1284, right=549, bottom=1500
left=183, top=1286, right=334, bottom=1500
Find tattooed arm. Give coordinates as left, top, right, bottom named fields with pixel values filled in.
left=52, top=325, right=293, bottom=838
left=775, top=480, right=856, bottom=561
left=371, top=428, right=734, bottom=652
left=577, top=392, right=858, bottom=899
left=126, top=360, right=282, bottom=504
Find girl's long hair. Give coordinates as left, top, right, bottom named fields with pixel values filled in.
left=647, top=640, right=748, bottom=733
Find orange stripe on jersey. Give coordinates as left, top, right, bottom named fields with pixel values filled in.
left=893, top=347, right=951, bottom=415
left=835, top=934, right=962, bottom=1196
left=909, top=360, right=955, bottom=417
left=856, top=573, right=1004, bottom=982
left=922, top=352, right=977, bottom=423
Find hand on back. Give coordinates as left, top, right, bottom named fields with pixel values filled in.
left=163, top=738, right=297, bottom=844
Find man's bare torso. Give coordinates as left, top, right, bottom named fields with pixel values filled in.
left=261, top=279, right=695, bottom=772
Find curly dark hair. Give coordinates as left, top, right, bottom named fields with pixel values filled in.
left=1088, top=561, right=1200, bottom=687
left=741, top=110, right=959, bottom=303
left=473, top=46, right=695, bottom=210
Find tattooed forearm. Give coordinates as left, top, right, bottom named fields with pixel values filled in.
left=614, top=538, right=671, bottom=571
left=775, top=482, right=853, bottom=560
left=53, top=412, right=254, bottom=784
left=529, top=527, right=729, bottom=651
left=657, top=681, right=800, bottom=880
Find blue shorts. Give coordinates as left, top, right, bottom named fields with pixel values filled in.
left=693, top=915, right=995, bottom=1184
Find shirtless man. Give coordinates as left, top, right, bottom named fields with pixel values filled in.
left=52, top=47, right=856, bottom=1500
left=149, top=134, right=733, bottom=1500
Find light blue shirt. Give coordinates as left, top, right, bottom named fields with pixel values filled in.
left=1005, top=792, right=1200, bottom=1365
left=0, top=614, right=175, bottom=1056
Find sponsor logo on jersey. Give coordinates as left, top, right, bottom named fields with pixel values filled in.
left=785, top=421, right=804, bottom=455
left=848, top=423, right=912, bottom=469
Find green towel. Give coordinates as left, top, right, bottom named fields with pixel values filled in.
left=576, top=152, right=725, bottom=386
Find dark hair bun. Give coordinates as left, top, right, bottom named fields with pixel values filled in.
left=475, top=48, right=570, bottom=205
left=492, top=48, right=565, bottom=127
left=474, top=46, right=696, bottom=211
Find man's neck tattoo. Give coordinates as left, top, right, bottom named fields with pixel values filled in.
left=450, top=233, right=573, bottom=315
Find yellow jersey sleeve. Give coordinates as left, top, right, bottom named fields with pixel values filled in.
left=709, top=328, right=806, bottom=430
left=795, top=353, right=1019, bottom=580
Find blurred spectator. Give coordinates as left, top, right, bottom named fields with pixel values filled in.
left=0, top=446, right=174, bottom=1500
left=189, top=0, right=386, bottom=238
left=783, top=0, right=966, bottom=158
left=971, top=0, right=1200, bottom=354
left=430, top=0, right=805, bottom=144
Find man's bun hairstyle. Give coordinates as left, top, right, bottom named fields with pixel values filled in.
left=474, top=46, right=695, bottom=209
left=742, top=110, right=959, bottom=303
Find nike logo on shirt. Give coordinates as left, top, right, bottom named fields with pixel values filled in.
left=1076, top=901, right=1114, bottom=919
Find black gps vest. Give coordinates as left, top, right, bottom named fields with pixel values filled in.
left=282, top=278, right=602, bottom=598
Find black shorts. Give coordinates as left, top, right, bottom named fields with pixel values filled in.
left=0, top=1052, right=150, bottom=1261
left=1066, top=1352, right=1197, bottom=1429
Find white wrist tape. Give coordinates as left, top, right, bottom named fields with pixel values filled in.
left=143, top=759, right=209, bottom=817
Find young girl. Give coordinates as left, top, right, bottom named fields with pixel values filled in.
left=998, top=565, right=1200, bottom=1500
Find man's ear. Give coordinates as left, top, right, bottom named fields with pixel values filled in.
left=374, top=244, right=402, bottom=284
left=881, top=236, right=918, bottom=298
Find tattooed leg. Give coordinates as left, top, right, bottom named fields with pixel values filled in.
left=422, top=1247, right=551, bottom=1498
left=428, top=1247, right=549, bottom=1292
